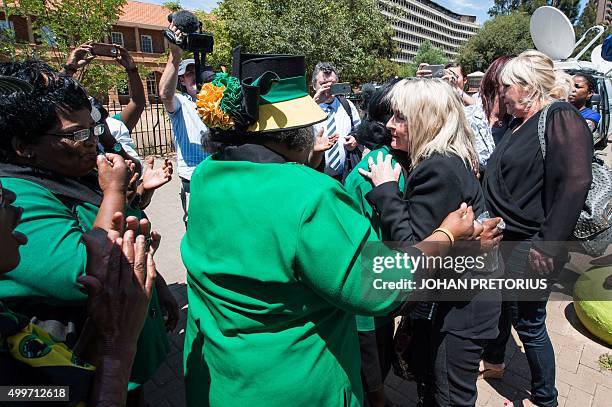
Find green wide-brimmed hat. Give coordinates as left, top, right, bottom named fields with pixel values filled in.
left=231, top=46, right=326, bottom=132
left=195, top=47, right=326, bottom=133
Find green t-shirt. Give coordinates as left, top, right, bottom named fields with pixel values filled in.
left=344, top=146, right=407, bottom=331
left=0, top=177, right=169, bottom=389
left=181, top=156, right=414, bottom=407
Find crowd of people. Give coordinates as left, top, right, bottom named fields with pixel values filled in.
left=0, top=18, right=602, bottom=407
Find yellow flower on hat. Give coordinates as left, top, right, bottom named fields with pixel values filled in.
left=196, top=83, right=235, bottom=130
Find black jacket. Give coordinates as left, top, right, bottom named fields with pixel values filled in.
left=366, top=152, right=501, bottom=339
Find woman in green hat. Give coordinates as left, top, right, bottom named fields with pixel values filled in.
left=182, top=49, right=487, bottom=407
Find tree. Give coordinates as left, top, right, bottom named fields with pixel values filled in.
left=457, top=11, right=534, bottom=73
left=575, top=0, right=598, bottom=38
left=210, top=0, right=398, bottom=84
left=0, top=0, right=147, bottom=99
left=488, top=0, right=580, bottom=24
left=162, top=1, right=182, bottom=12
left=397, top=40, right=448, bottom=77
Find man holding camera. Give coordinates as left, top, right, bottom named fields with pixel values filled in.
left=159, top=23, right=209, bottom=226
left=312, top=62, right=361, bottom=181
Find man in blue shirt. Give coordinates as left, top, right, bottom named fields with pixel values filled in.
left=570, top=73, right=601, bottom=132
left=159, top=23, right=209, bottom=226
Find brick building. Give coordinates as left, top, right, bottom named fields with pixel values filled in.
left=1, top=1, right=172, bottom=104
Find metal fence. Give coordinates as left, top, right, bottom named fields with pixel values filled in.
left=105, top=101, right=175, bottom=157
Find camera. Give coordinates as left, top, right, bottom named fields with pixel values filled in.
left=164, top=10, right=214, bottom=53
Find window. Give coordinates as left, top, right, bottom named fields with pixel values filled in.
left=141, top=35, right=153, bottom=53
left=111, top=32, right=124, bottom=47
left=146, top=75, right=157, bottom=96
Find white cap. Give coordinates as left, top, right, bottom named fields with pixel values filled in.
left=178, top=59, right=195, bottom=76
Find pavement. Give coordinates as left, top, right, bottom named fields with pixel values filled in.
left=141, top=146, right=612, bottom=406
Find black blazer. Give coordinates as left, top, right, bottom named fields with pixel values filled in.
left=366, top=152, right=501, bottom=339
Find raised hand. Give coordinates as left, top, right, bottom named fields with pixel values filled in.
left=114, top=45, right=137, bottom=72
left=64, top=42, right=95, bottom=74
left=142, top=157, right=173, bottom=191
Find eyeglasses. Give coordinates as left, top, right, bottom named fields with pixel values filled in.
left=45, top=123, right=105, bottom=142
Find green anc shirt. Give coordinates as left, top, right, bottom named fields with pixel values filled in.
left=0, top=177, right=169, bottom=390
left=181, top=156, right=416, bottom=407
left=344, top=146, right=406, bottom=331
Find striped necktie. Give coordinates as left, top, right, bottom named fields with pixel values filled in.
left=325, top=104, right=342, bottom=172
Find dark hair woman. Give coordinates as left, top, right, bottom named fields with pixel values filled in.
left=0, top=61, right=170, bottom=405
left=0, top=175, right=157, bottom=406
left=464, top=56, right=514, bottom=172
left=570, top=73, right=601, bottom=131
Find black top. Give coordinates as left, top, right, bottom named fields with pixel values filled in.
left=483, top=102, right=593, bottom=257
left=366, top=153, right=501, bottom=339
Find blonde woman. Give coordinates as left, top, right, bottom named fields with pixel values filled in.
left=360, top=78, right=503, bottom=406
left=482, top=50, right=592, bottom=407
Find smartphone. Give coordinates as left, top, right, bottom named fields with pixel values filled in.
left=90, top=43, right=119, bottom=57
left=330, top=82, right=352, bottom=96
left=424, top=64, right=445, bottom=78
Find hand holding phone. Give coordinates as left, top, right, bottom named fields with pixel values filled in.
left=424, top=64, right=445, bottom=78
left=330, top=82, right=351, bottom=96
left=90, top=43, right=119, bottom=58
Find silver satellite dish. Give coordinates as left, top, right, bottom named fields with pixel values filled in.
left=530, top=6, right=575, bottom=60
left=591, top=44, right=612, bottom=74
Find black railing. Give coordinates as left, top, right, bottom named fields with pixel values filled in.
left=105, top=101, right=175, bottom=157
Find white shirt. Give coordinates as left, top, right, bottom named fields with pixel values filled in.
left=105, top=117, right=142, bottom=162
left=168, top=94, right=209, bottom=181
left=312, top=97, right=361, bottom=176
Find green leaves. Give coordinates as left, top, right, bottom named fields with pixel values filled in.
left=204, top=0, right=398, bottom=84
left=457, top=11, right=534, bottom=73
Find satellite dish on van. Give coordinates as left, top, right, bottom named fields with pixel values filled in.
left=591, top=44, right=612, bottom=73
left=530, top=6, right=575, bottom=60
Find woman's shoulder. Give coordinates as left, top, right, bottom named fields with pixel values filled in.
left=0, top=177, right=55, bottom=198
left=415, top=153, right=469, bottom=175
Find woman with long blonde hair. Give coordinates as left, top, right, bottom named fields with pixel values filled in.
left=361, top=78, right=503, bottom=406
left=482, top=50, right=592, bottom=407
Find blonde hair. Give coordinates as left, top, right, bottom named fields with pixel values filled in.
left=551, top=70, right=574, bottom=101
left=388, top=78, right=478, bottom=170
left=499, top=50, right=557, bottom=109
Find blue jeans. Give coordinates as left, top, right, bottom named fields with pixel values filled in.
left=482, top=240, right=560, bottom=407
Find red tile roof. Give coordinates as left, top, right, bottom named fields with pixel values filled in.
left=118, top=1, right=171, bottom=28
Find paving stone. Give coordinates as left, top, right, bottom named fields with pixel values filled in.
left=557, top=365, right=598, bottom=395
left=593, top=384, right=612, bottom=407
left=566, top=386, right=593, bottom=407
left=556, top=345, right=582, bottom=373
left=556, top=378, right=571, bottom=398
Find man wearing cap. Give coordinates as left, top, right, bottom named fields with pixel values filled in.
left=159, top=27, right=209, bottom=225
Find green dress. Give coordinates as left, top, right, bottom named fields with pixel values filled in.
left=181, top=152, right=417, bottom=407
left=0, top=177, right=169, bottom=390
left=344, top=146, right=406, bottom=331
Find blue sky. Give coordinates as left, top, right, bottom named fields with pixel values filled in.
left=147, top=0, right=587, bottom=25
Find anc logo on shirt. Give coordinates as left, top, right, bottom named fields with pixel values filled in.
left=18, top=334, right=52, bottom=359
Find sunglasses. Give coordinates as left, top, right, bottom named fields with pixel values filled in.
left=46, top=123, right=105, bottom=142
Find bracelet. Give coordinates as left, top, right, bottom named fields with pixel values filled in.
left=433, top=228, right=455, bottom=247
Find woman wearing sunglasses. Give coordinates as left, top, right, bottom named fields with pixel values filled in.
left=0, top=63, right=170, bottom=405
